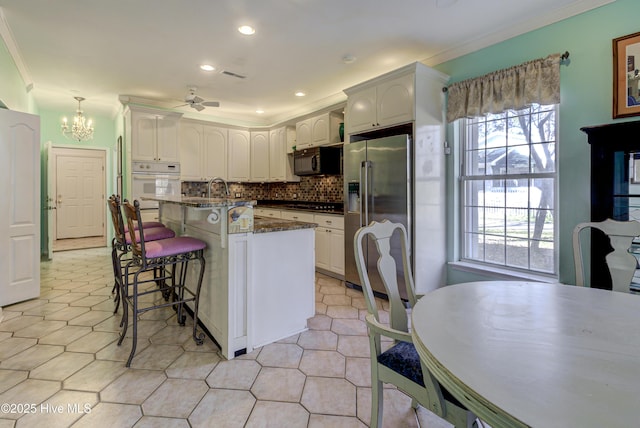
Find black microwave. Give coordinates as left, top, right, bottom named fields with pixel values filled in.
left=294, top=146, right=341, bottom=176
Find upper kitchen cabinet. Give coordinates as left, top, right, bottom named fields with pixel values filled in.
left=228, top=128, right=251, bottom=182
left=344, top=62, right=448, bottom=136
left=180, top=119, right=227, bottom=181
left=295, top=112, right=343, bottom=150
left=250, top=130, right=270, bottom=182
left=126, top=106, right=183, bottom=162
left=269, top=126, right=299, bottom=182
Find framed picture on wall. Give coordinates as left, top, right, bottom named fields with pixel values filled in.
left=613, top=31, right=640, bottom=118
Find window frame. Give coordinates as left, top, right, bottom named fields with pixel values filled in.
left=457, top=104, right=560, bottom=278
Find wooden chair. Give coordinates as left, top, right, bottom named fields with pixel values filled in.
left=573, top=218, right=640, bottom=293
left=354, top=220, right=476, bottom=428
left=118, top=199, right=207, bottom=367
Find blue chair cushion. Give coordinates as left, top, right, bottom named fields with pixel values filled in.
left=378, top=341, right=465, bottom=408
left=378, top=341, right=425, bottom=386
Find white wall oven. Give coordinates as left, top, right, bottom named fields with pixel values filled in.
left=131, top=161, right=181, bottom=220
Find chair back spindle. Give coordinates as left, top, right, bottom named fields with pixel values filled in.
left=122, top=199, right=147, bottom=262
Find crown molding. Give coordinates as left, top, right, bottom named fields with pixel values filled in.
left=0, top=7, right=33, bottom=91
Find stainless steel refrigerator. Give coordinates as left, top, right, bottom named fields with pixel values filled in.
left=344, top=134, right=411, bottom=298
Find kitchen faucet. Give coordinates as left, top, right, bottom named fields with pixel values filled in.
left=207, top=177, right=230, bottom=199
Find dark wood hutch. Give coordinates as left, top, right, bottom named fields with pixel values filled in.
left=581, top=120, right=640, bottom=290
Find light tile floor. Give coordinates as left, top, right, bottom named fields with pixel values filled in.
left=0, top=247, right=452, bottom=428
left=53, top=236, right=106, bottom=252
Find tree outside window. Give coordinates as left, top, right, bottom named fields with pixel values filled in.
left=461, top=104, right=557, bottom=274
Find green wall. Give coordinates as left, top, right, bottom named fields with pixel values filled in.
left=38, top=107, right=120, bottom=254
left=434, top=0, right=639, bottom=285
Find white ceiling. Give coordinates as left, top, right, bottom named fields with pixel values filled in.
left=0, top=0, right=612, bottom=126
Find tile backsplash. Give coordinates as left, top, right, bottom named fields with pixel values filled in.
left=182, top=175, right=343, bottom=202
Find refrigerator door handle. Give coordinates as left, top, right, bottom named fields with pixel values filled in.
left=362, top=160, right=371, bottom=226
left=359, top=161, right=365, bottom=227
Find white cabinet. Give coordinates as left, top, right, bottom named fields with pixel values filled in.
left=250, top=228, right=315, bottom=349
left=228, top=129, right=251, bottom=182
left=284, top=126, right=296, bottom=154
left=345, top=62, right=449, bottom=293
left=127, top=107, right=182, bottom=162
left=280, top=210, right=315, bottom=223
left=258, top=208, right=345, bottom=277
left=250, top=131, right=270, bottom=182
left=269, top=127, right=299, bottom=182
left=314, top=214, right=344, bottom=276
left=295, top=119, right=311, bottom=150
left=180, top=119, right=227, bottom=181
left=344, top=66, right=417, bottom=135
left=295, top=112, right=343, bottom=150
left=254, top=208, right=281, bottom=218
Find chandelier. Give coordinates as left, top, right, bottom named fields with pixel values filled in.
left=61, top=96, right=94, bottom=142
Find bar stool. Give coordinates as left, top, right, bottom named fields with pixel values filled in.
left=119, top=199, right=207, bottom=367
left=107, top=195, right=175, bottom=315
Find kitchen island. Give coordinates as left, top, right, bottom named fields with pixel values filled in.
left=147, top=196, right=316, bottom=359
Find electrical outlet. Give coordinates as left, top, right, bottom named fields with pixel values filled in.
left=235, top=192, right=241, bottom=198
left=293, top=193, right=298, bottom=199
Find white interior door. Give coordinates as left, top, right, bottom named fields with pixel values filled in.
left=54, top=148, right=105, bottom=239
left=0, top=108, right=41, bottom=307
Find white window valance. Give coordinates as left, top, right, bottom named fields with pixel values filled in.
left=446, top=53, right=562, bottom=123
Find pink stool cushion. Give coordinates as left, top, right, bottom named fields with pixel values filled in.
left=124, top=221, right=165, bottom=232
left=143, top=236, right=207, bottom=259
left=125, top=227, right=175, bottom=244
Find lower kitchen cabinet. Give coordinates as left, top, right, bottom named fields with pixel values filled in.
left=254, top=208, right=345, bottom=277
left=250, top=228, right=315, bottom=348
left=314, top=214, right=344, bottom=276
left=253, top=207, right=281, bottom=218
left=280, top=210, right=315, bottom=223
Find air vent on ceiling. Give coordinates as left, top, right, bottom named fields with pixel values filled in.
left=221, top=70, right=246, bottom=79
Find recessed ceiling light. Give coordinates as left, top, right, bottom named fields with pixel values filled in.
left=342, top=54, right=356, bottom=64
left=238, top=25, right=255, bottom=35
left=200, top=64, right=215, bottom=71
left=295, top=91, right=306, bottom=97
left=256, top=109, right=265, bottom=114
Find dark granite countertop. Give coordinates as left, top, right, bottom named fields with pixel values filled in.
left=256, top=200, right=343, bottom=215
left=143, top=196, right=256, bottom=208
left=253, top=216, right=317, bottom=234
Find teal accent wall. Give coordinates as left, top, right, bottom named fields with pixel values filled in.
left=434, top=0, right=640, bottom=285
left=38, top=108, right=119, bottom=254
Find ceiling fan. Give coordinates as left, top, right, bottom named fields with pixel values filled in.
left=176, top=87, right=220, bottom=111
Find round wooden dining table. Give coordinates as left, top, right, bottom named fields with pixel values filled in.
left=410, top=281, right=640, bottom=428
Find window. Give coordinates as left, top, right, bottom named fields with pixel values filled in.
left=460, top=104, right=557, bottom=275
